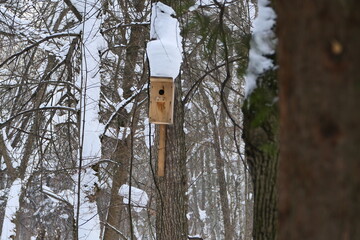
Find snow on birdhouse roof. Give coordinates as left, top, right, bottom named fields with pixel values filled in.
left=146, top=2, right=183, bottom=80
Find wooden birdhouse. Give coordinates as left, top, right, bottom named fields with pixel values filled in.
left=149, top=77, right=174, bottom=124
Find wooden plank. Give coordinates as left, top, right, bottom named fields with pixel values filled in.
left=149, top=77, right=174, bottom=124
left=157, top=124, right=166, bottom=177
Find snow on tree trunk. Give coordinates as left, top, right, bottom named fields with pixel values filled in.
left=245, top=0, right=276, bottom=97
left=75, top=0, right=106, bottom=238
left=1, top=179, right=21, bottom=240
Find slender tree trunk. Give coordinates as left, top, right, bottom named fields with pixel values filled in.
left=103, top=138, right=130, bottom=240
left=155, top=78, right=188, bottom=240
left=201, top=89, right=234, bottom=240
left=277, top=1, right=360, bottom=239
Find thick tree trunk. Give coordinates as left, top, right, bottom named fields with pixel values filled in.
left=155, top=78, right=188, bottom=240
left=242, top=69, right=279, bottom=240
left=278, top=1, right=360, bottom=239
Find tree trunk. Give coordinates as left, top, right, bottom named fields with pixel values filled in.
left=277, top=1, right=360, bottom=239
left=242, top=69, right=279, bottom=240
left=155, top=78, right=188, bottom=240
left=102, top=138, right=130, bottom=240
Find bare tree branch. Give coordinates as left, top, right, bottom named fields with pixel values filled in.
left=182, top=57, right=243, bottom=104
left=101, top=222, right=129, bottom=240
left=0, top=106, right=78, bottom=129
left=0, top=33, right=80, bottom=69
left=0, top=132, right=17, bottom=179
left=64, top=0, right=83, bottom=22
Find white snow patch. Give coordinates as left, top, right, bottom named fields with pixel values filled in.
left=119, top=184, right=149, bottom=213
left=198, top=207, right=207, bottom=221
left=189, top=4, right=199, bottom=12
left=59, top=214, right=69, bottom=219
left=245, top=0, right=277, bottom=97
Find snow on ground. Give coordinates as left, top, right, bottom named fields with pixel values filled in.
left=146, top=2, right=183, bottom=79
left=245, top=0, right=277, bottom=97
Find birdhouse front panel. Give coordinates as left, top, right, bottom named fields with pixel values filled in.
left=149, top=77, right=174, bottom=124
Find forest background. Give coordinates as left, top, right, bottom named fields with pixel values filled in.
left=1, top=0, right=359, bottom=240
left=0, top=0, right=254, bottom=239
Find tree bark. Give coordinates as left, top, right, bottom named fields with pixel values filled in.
left=244, top=168, right=253, bottom=240
left=278, top=1, right=360, bottom=239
